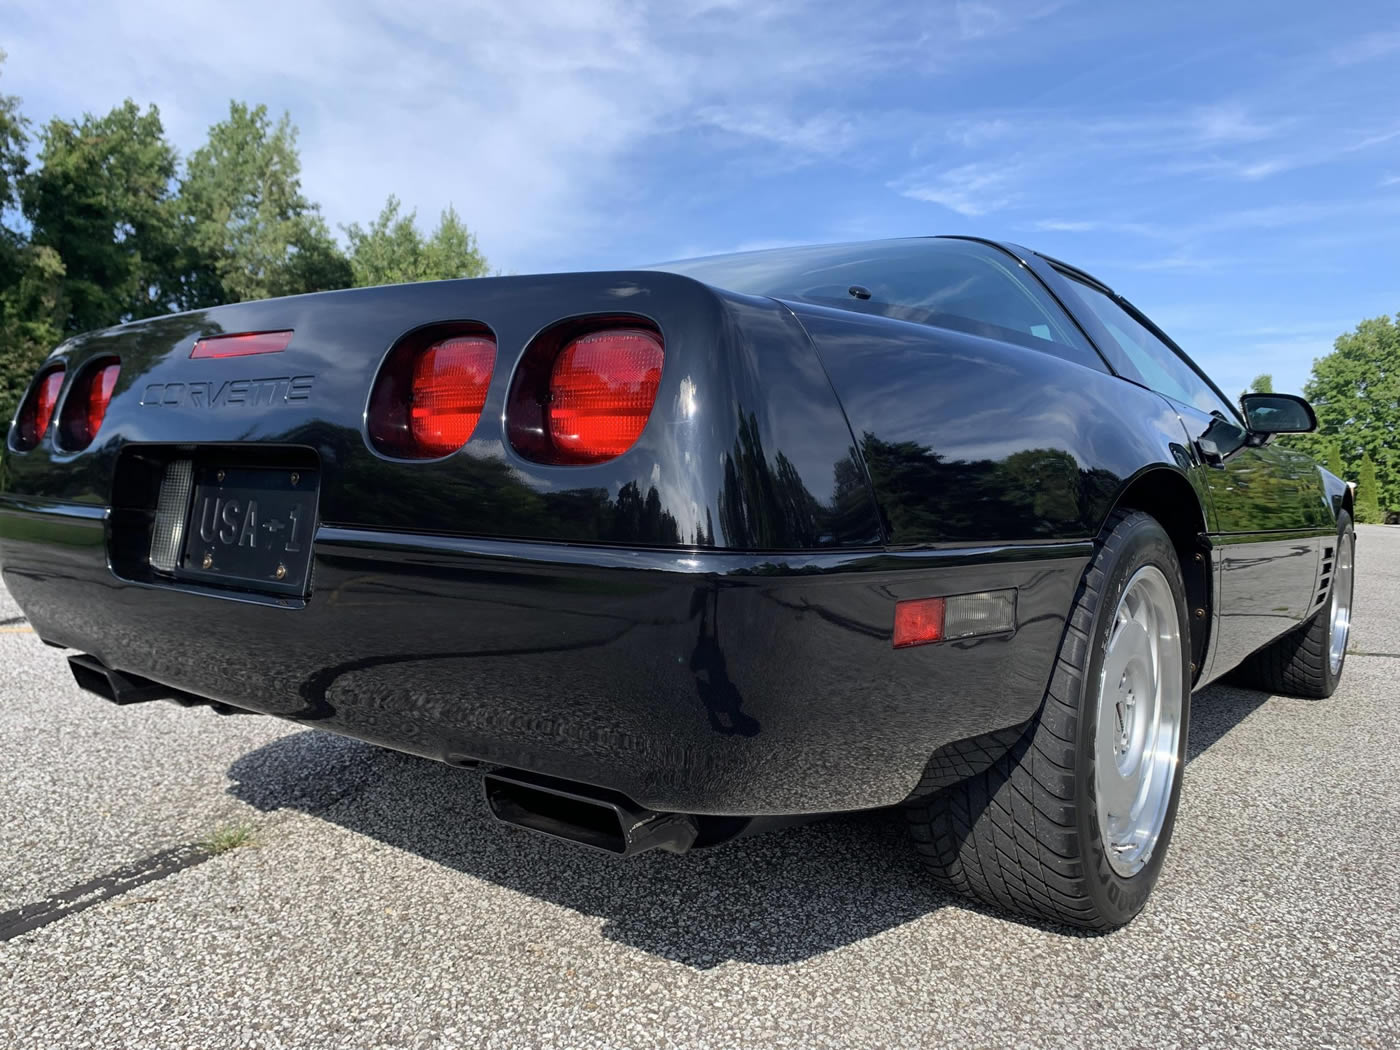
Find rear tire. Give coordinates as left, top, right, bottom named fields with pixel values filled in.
left=1229, top=512, right=1354, bottom=700
left=905, top=510, right=1191, bottom=930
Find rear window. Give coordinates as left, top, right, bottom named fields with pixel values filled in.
left=650, top=238, right=1098, bottom=363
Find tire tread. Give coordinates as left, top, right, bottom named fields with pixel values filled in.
left=904, top=509, right=1160, bottom=930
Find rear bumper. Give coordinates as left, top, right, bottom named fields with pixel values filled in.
left=1, top=495, right=1089, bottom=814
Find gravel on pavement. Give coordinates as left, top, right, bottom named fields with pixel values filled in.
left=2, top=528, right=1398, bottom=1049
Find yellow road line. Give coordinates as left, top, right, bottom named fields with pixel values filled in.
left=0, top=625, right=34, bottom=634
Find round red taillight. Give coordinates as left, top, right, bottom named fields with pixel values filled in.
left=506, top=322, right=665, bottom=466
left=59, top=360, right=121, bottom=450
left=10, top=366, right=65, bottom=451
left=546, top=329, right=665, bottom=464
left=368, top=331, right=497, bottom=459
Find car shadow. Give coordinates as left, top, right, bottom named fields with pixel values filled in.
left=224, top=681, right=1264, bottom=967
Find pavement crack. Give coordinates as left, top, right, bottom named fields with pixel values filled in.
left=1347, top=650, right=1400, bottom=659
left=0, top=843, right=212, bottom=942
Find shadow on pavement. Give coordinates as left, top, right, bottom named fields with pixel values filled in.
left=225, top=681, right=1264, bottom=967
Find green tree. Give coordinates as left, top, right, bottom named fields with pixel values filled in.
left=1, top=55, right=65, bottom=426
left=20, top=99, right=180, bottom=334
left=1356, top=451, right=1383, bottom=524
left=1, top=48, right=31, bottom=316
left=1299, top=314, right=1400, bottom=512
left=0, top=49, right=26, bottom=232
left=1240, top=373, right=1274, bottom=400
left=1326, top=440, right=1345, bottom=481
left=177, top=102, right=350, bottom=306
left=344, top=195, right=489, bottom=287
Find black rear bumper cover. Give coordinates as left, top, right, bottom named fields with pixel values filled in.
left=1, top=496, right=1089, bottom=815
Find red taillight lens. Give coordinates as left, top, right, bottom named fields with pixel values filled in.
left=410, top=336, right=496, bottom=456
left=368, top=331, right=497, bottom=459
left=191, top=330, right=293, bottom=359
left=546, top=329, right=664, bottom=464
left=11, top=367, right=65, bottom=451
left=33, top=370, right=63, bottom=440
left=893, top=597, right=945, bottom=649
left=59, top=360, right=120, bottom=450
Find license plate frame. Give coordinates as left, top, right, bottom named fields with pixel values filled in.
left=175, top=465, right=319, bottom=596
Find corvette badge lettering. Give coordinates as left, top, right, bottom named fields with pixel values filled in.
left=140, top=375, right=314, bottom=408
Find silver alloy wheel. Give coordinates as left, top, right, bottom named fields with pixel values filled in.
left=1329, top=531, right=1354, bottom=676
left=1094, top=565, right=1184, bottom=878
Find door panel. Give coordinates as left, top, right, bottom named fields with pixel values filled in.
left=1172, top=402, right=1329, bottom=680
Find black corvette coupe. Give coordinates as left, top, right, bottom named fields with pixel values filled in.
left=0, top=236, right=1354, bottom=930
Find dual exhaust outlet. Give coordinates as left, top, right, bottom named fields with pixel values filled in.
left=69, top=654, right=701, bottom=857
left=482, top=770, right=698, bottom=857
left=67, top=653, right=250, bottom=715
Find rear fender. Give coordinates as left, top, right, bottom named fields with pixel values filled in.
left=787, top=300, right=1200, bottom=546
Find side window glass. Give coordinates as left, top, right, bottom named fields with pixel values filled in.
left=1065, top=277, right=1236, bottom=418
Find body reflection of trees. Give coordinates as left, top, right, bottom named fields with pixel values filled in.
left=329, top=421, right=1129, bottom=552
left=717, top=412, right=881, bottom=549
left=333, top=449, right=681, bottom=545
left=859, top=432, right=1116, bottom=544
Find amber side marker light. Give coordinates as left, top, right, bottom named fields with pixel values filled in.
left=893, top=590, right=1017, bottom=649
left=190, top=330, right=293, bottom=359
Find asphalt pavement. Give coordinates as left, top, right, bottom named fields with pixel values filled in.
left=2, top=528, right=1398, bottom=1049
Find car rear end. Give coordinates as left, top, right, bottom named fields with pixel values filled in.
left=1, top=271, right=1086, bottom=822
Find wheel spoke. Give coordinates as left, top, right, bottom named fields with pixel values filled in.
left=1094, top=564, right=1184, bottom=878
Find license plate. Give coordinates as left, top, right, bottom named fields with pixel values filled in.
left=177, top=466, right=318, bottom=595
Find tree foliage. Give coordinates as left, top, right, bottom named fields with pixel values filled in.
left=1326, top=439, right=1345, bottom=481
left=22, top=100, right=180, bottom=333
left=0, top=54, right=62, bottom=428
left=1298, top=314, right=1400, bottom=512
left=344, top=196, right=489, bottom=288
left=0, top=49, right=25, bottom=223
left=178, top=102, right=350, bottom=307
left=0, top=65, right=490, bottom=425
left=1356, top=450, right=1383, bottom=524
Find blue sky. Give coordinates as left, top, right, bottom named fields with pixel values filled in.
left=2, top=0, right=1397, bottom=396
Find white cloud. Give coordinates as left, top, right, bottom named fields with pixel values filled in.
left=896, top=162, right=1022, bottom=216
left=945, top=117, right=1016, bottom=147
left=1032, top=219, right=1167, bottom=237
left=692, top=107, right=859, bottom=158
left=1329, top=29, right=1400, bottom=66
left=0, top=0, right=1002, bottom=270
left=1189, top=103, right=1280, bottom=144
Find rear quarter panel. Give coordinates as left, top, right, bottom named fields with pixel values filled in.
left=785, top=301, right=1201, bottom=547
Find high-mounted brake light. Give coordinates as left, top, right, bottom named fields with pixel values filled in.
left=367, top=330, right=497, bottom=459
left=547, top=329, right=664, bottom=464
left=190, top=330, right=293, bottom=359
left=59, top=360, right=121, bottom=450
left=10, top=366, right=65, bottom=451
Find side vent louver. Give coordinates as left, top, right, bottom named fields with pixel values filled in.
left=1315, top=545, right=1335, bottom=609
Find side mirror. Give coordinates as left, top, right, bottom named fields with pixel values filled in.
left=1240, top=392, right=1317, bottom=434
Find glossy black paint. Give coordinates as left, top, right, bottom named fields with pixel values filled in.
left=0, top=238, right=1346, bottom=815
left=0, top=498, right=1088, bottom=813
left=1005, top=239, right=1341, bottom=683
left=3, top=273, right=882, bottom=551
left=782, top=299, right=1198, bottom=546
